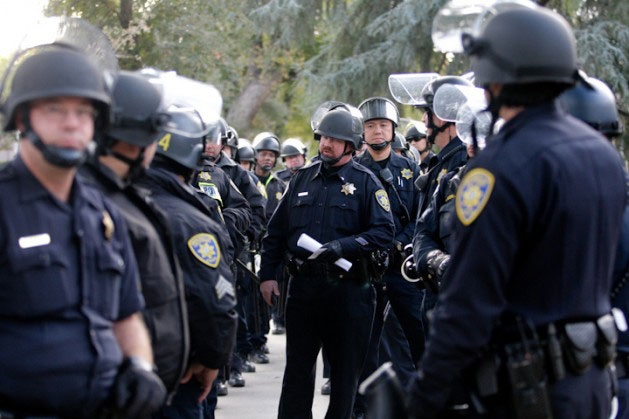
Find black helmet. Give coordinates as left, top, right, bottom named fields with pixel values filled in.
left=155, top=108, right=205, bottom=170
left=558, top=75, right=623, bottom=137
left=252, top=132, right=281, bottom=156
left=280, top=138, right=307, bottom=158
left=314, top=108, right=364, bottom=149
left=464, top=7, right=578, bottom=86
left=392, top=132, right=407, bottom=151
left=236, top=138, right=256, bottom=163
left=226, top=126, right=239, bottom=151
left=405, top=122, right=427, bottom=141
left=358, top=96, right=399, bottom=127
left=419, top=76, right=474, bottom=110
left=3, top=46, right=111, bottom=131
left=105, top=71, right=168, bottom=147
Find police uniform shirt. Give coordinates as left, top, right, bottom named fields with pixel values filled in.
left=259, top=159, right=395, bottom=280
left=138, top=167, right=238, bottom=369
left=356, top=150, right=420, bottom=248
left=0, top=156, right=144, bottom=417
left=215, top=152, right=267, bottom=242
left=257, top=172, right=286, bottom=222
left=275, top=168, right=293, bottom=183
left=409, top=101, right=627, bottom=415
left=417, top=137, right=467, bottom=215
left=80, top=160, right=188, bottom=393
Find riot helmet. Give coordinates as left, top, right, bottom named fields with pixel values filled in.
left=105, top=71, right=168, bottom=147
left=252, top=132, right=281, bottom=156
left=3, top=46, right=111, bottom=167
left=280, top=138, right=307, bottom=159
left=558, top=75, right=623, bottom=138
left=358, top=97, right=399, bottom=127
left=155, top=107, right=206, bottom=172
left=226, top=126, right=239, bottom=151
left=420, top=76, right=474, bottom=111
left=405, top=122, right=427, bottom=142
left=314, top=108, right=364, bottom=149
left=314, top=108, right=363, bottom=166
left=236, top=138, right=256, bottom=163
left=392, top=132, right=408, bottom=151
left=464, top=8, right=578, bottom=87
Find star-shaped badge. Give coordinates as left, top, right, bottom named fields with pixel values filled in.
left=401, top=168, right=413, bottom=180
left=341, top=183, right=356, bottom=195
left=198, top=172, right=212, bottom=181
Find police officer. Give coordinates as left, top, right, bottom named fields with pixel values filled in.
left=404, top=122, right=433, bottom=173
left=203, top=118, right=268, bottom=388
left=251, top=131, right=287, bottom=363
left=79, top=71, right=189, bottom=399
left=0, top=46, right=165, bottom=418
left=354, top=97, right=423, bottom=418
left=415, top=76, right=471, bottom=216
left=558, top=74, right=628, bottom=418
left=193, top=117, right=252, bottom=259
left=407, top=6, right=626, bottom=419
left=259, top=106, right=395, bottom=419
left=135, top=108, right=238, bottom=418
left=276, top=137, right=308, bottom=182
left=236, top=138, right=257, bottom=172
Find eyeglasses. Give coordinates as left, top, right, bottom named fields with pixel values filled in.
left=36, top=103, right=98, bottom=123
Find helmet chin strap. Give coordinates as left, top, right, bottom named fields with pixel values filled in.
left=22, top=110, right=87, bottom=168
left=320, top=142, right=351, bottom=167
left=425, top=109, right=453, bottom=145
left=97, top=138, right=147, bottom=182
left=367, top=141, right=391, bottom=152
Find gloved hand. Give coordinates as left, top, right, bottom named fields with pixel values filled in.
left=111, top=356, right=167, bottom=419
left=312, top=240, right=343, bottom=264
left=426, top=250, right=450, bottom=281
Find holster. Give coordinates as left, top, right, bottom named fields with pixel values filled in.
left=562, top=322, right=597, bottom=374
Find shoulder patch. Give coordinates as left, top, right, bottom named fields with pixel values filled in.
left=456, top=168, right=495, bottom=226
left=375, top=189, right=391, bottom=212
left=187, top=233, right=221, bottom=268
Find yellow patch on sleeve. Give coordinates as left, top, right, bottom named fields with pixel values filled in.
left=456, top=168, right=495, bottom=226
left=187, top=233, right=221, bottom=268
left=375, top=189, right=391, bottom=212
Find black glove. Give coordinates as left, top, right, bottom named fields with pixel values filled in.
left=426, top=250, right=450, bottom=283
left=111, top=357, right=167, bottom=419
left=313, top=240, right=343, bottom=264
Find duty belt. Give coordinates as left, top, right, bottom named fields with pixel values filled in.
left=286, top=257, right=365, bottom=283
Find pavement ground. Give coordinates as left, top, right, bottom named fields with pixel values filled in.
left=215, top=329, right=330, bottom=418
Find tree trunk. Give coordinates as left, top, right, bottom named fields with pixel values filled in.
left=119, top=0, right=133, bottom=29
left=226, top=79, right=275, bottom=133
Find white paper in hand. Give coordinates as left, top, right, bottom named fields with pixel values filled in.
left=297, top=233, right=352, bottom=272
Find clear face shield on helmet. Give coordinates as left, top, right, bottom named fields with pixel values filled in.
left=432, top=84, right=494, bottom=153
left=388, top=73, right=440, bottom=108
left=431, top=0, right=538, bottom=54
left=0, top=16, right=119, bottom=167
left=139, top=68, right=223, bottom=143
left=310, top=101, right=363, bottom=131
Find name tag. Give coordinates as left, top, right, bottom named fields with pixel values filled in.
left=19, top=233, right=51, bottom=249
left=298, top=192, right=309, bottom=197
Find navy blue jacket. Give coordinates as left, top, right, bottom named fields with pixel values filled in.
left=259, top=159, right=395, bottom=281
left=0, top=156, right=144, bottom=417
left=409, top=102, right=627, bottom=416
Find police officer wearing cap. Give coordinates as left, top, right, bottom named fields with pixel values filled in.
left=353, top=97, right=423, bottom=418
left=0, top=45, right=166, bottom=418
left=276, top=137, right=308, bottom=182
left=79, top=71, right=189, bottom=400
left=407, top=6, right=626, bottom=419
left=259, top=105, right=394, bottom=418
left=135, top=107, right=238, bottom=418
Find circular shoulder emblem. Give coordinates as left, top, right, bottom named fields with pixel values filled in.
left=456, top=168, right=495, bottom=226
left=187, top=233, right=221, bottom=268
left=375, top=189, right=391, bottom=212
